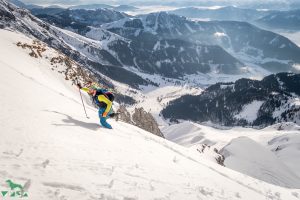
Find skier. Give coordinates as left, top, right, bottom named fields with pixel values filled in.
left=77, top=83, right=114, bottom=129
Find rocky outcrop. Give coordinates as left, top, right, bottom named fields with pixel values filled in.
left=117, top=106, right=164, bottom=138
left=196, top=144, right=225, bottom=166
left=116, top=105, right=132, bottom=124
left=132, top=108, right=164, bottom=138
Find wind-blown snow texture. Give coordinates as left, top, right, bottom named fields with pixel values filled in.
left=1, top=28, right=300, bottom=200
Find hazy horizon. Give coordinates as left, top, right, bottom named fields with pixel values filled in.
left=18, top=0, right=300, bottom=7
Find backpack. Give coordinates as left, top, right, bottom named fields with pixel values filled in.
left=92, top=89, right=114, bottom=108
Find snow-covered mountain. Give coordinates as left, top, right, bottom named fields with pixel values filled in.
left=1, top=20, right=300, bottom=200
left=69, top=4, right=115, bottom=10
left=162, top=73, right=300, bottom=127
left=7, top=0, right=25, bottom=8
left=30, top=7, right=128, bottom=29
left=28, top=6, right=300, bottom=79
left=103, top=12, right=300, bottom=74
left=256, top=9, right=300, bottom=31
left=2, top=1, right=250, bottom=83
left=29, top=8, right=245, bottom=78
left=114, top=5, right=138, bottom=12
left=170, top=6, right=272, bottom=22
left=0, top=0, right=156, bottom=89
left=68, top=4, right=138, bottom=12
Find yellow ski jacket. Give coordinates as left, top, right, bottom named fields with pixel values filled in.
left=81, top=87, right=112, bottom=117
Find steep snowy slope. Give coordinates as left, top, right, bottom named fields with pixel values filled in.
left=1, top=29, right=300, bottom=200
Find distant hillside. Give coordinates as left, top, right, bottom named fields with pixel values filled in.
left=162, top=73, right=300, bottom=127
left=256, top=9, right=300, bottom=31
left=170, top=6, right=272, bottom=22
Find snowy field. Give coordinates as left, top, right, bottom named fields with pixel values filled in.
left=1, top=29, right=300, bottom=200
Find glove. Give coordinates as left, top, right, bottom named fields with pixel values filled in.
left=76, top=83, right=82, bottom=89
left=102, top=112, right=108, bottom=117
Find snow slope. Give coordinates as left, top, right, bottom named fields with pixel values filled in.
left=221, top=137, right=300, bottom=188
left=234, top=100, right=265, bottom=123
left=1, top=29, right=300, bottom=200
left=163, top=121, right=300, bottom=188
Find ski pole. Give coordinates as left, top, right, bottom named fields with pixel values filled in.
left=76, top=79, right=89, bottom=119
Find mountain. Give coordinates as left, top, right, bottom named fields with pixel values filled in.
left=30, top=7, right=65, bottom=15
left=30, top=8, right=300, bottom=78
left=1, top=23, right=299, bottom=200
left=130, top=0, right=300, bottom=10
left=114, top=36, right=245, bottom=76
left=114, top=5, right=138, bottom=12
left=0, top=0, right=155, bottom=89
left=7, top=0, right=24, bottom=7
left=162, top=73, right=300, bottom=127
left=30, top=8, right=245, bottom=78
left=170, top=6, right=272, bottom=22
left=68, top=4, right=114, bottom=10
left=256, top=9, right=300, bottom=31
left=244, top=1, right=299, bottom=10
left=68, top=4, right=138, bottom=12
left=8, top=0, right=42, bottom=9
left=24, top=4, right=42, bottom=9
left=102, top=14, right=247, bottom=76
left=291, top=2, right=300, bottom=10
left=103, top=12, right=300, bottom=73
left=30, top=7, right=128, bottom=29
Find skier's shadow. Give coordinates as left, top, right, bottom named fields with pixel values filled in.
left=44, top=110, right=100, bottom=131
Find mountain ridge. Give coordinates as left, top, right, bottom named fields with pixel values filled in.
left=162, top=72, right=300, bottom=127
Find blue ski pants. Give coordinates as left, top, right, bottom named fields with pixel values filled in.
left=98, top=107, right=113, bottom=129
